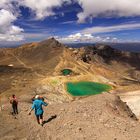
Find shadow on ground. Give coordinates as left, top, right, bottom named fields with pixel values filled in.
left=43, top=115, right=57, bottom=125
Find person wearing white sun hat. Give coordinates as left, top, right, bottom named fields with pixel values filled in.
left=29, top=95, right=48, bottom=126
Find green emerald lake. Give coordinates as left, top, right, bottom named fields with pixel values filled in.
left=67, top=81, right=111, bottom=96
left=61, top=69, right=72, bottom=76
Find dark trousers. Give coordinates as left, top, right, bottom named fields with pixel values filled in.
left=12, top=104, right=18, bottom=114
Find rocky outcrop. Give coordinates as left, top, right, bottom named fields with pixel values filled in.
left=82, top=45, right=140, bottom=69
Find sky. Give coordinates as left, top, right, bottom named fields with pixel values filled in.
left=0, top=0, right=140, bottom=45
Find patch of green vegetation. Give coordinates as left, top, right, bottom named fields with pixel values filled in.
left=61, top=69, right=72, bottom=76
left=67, top=81, right=111, bottom=96
left=51, top=80, right=59, bottom=85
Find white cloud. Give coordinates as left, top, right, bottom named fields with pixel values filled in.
left=0, top=9, right=24, bottom=42
left=4, top=0, right=140, bottom=23
left=8, top=25, right=24, bottom=34
left=1, top=0, right=140, bottom=43
left=76, top=0, right=140, bottom=23
left=0, top=0, right=10, bottom=7
left=0, top=34, right=24, bottom=41
left=81, top=23, right=140, bottom=34
left=61, top=20, right=76, bottom=24
left=0, top=9, right=16, bottom=29
left=0, top=0, right=18, bottom=15
left=57, top=33, right=118, bottom=43
left=19, top=0, right=71, bottom=19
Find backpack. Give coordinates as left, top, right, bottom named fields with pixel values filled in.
left=11, top=98, right=18, bottom=105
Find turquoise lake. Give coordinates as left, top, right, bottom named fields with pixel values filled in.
left=67, top=81, right=111, bottom=96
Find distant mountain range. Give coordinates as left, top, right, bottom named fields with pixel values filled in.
left=0, top=42, right=140, bottom=52
left=66, top=43, right=140, bottom=53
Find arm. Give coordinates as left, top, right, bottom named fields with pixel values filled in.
left=10, top=98, right=13, bottom=104
left=42, top=101, right=48, bottom=106
left=28, top=103, right=35, bottom=115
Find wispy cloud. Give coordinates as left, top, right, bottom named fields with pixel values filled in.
left=57, top=33, right=118, bottom=43
left=81, top=23, right=140, bottom=34
left=60, top=20, right=76, bottom=24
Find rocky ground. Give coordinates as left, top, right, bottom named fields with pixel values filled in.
left=0, top=93, right=140, bottom=140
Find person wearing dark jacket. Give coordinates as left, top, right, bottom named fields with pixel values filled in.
left=10, top=94, right=18, bottom=115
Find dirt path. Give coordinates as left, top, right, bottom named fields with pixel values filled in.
left=10, top=53, right=45, bottom=78
left=10, top=53, right=30, bottom=68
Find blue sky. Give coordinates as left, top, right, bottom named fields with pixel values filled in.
left=0, top=0, right=140, bottom=45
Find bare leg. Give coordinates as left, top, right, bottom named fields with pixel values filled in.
left=36, top=116, right=40, bottom=124
left=40, top=119, right=43, bottom=125
left=40, top=114, right=43, bottom=126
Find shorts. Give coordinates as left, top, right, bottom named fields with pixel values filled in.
left=36, top=114, right=43, bottom=119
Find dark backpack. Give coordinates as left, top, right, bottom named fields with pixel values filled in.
left=12, top=99, right=18, bottom=105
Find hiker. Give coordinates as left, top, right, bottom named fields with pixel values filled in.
left=10, top=94, right=18, bottom=115
left=28, top=95, right=48, bottom=126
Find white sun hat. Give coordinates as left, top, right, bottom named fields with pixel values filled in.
left=35, top=95, right=39, bottom=99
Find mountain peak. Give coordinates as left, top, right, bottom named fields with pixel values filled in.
left=39, top=37, right=60, bottom=46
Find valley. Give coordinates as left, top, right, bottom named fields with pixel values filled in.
left=0, top=38, right=140, bottom=140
